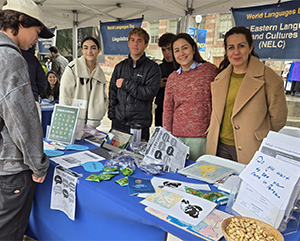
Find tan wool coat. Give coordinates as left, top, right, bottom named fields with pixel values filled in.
left=206, top=56, right=288, bottom=164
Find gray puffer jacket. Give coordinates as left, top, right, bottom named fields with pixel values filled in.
left=0, top=33, right=49, bottom=177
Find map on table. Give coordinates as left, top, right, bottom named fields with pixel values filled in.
left=145, top=188, right=183, bottom=209
left=178, top=160, right=234, bottom=184
left=145, top=207, right=232, bottom=241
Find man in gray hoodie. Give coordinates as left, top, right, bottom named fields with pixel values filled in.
left=0, top=0, right=53, bottom=240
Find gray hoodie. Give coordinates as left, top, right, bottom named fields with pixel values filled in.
left=0, top=33, right=49, bottom=177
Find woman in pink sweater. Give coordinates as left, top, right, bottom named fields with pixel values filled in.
left=163, top=33, right=218, bottom=161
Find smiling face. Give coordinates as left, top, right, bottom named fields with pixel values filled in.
left=17, top=25, right=42, bottom=50
left=47, top=73, right=58, bottom=86
left=81, top=39, right=100, bottom=63
left=128, top=34, right=148, bottom=60
left=173, top=38, right=195, bottom=71
left=226, top=33, right=253, bottom=74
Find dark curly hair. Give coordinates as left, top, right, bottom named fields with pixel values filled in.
left=158, top=33, right=175, bottom=47
left=219, top=26, right=259, bottom=72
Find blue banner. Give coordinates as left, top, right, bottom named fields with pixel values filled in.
left=38, top=27, right=56, bottom=55
left=100, top=18, right=143, bottom=56
left=232, top=1, right=300, bottom=60
left=197, top=29, right=207, bottom=52
left=188, top=28, right=207, bottom=52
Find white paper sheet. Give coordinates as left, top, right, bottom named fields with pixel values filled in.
left=50, top=166, right=81, bottom=221
left=138, top=177, right=210, bottom=198
left=239, top=151, right=299, bottom=208
left=232, top=182, right=285, bottom=228
left=140, top=187, right=216, bottom=226
left=143, top=127, right=189, bottom=172
left=51, top=150, right=105, bottom=168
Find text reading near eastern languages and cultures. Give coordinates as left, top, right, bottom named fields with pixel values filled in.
left=244, top=7, right=300, bottom=50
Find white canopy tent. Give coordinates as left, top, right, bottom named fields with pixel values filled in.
left=0, top=0, right=291, bottom=57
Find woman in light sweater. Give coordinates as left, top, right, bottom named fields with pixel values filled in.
left=163, top=33, right=218, bottom=161
left=59, top=36, right=107, bottom=139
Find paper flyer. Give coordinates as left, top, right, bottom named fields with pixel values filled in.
left=146, top=207, right=232, bottom=241
left=50, top=165, right=82, bottom=220
left=51, top=150, right=105, bottom=168
left=143, top=127, right=189, bottom=172
left=141, top=187, right=217, bottom=226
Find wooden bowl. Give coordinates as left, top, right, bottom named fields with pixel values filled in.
left=221, top=216, right=284, bottom=241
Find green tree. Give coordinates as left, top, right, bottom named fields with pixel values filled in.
left=56, top=29, right=73, bottom=56
left=56, top=27, right=95, bottom=58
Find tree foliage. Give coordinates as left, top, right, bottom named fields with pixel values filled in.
left=56, top=27, right=95, bottom=58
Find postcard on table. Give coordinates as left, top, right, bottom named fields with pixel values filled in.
left=138, top=177, right=210, bottom=198
left=145, top=206, right=232, bottom=241
left=141, top=187, right=217, bottom=226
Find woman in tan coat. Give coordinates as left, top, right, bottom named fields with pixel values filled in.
left=206, top=26, right=287, bottom=164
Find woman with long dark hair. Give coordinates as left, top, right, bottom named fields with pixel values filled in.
left=163, top=33, right=218, bottom=161
left=206, top=26, right=287, bottom=164
left=42, top=70, right=60, bottom=103
left=59, top=36, right=107, bottom=139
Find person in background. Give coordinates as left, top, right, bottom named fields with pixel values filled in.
left=155, top=32, right=175, bottom=127
left=45, top=58, right=52, bottom=72
left=42, top=70, right=60, bottom=103
left=21, top=45, right=47, bottom=102
left=108, top=27, right=161, bottom=141
left=163, top=33, right=218, bottom=161
left=206, top=26, right=288, bottom=164
left=59, top=36, right=107, bottom=138
left=49, top=45, right=68, bottom=80
left=0, top=0, right=52, bottom=239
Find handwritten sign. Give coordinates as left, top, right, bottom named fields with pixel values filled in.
left=239, top=151, right=299, bottom=208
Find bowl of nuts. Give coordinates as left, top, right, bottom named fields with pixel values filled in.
left=221, top=216, right=284, bottom=241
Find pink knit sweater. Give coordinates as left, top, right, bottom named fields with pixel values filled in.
left=163, top=62, right=218, bottom=137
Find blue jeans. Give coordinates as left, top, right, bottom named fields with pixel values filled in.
left=0, top=170, right=36, bottom=241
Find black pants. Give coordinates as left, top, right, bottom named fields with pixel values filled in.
left=0, top=170, right=36, bottom=241
left=216, top=141, right=238, bottom=162
left=111, top=119, right=150, bottom=141
left=155, top=106, right=163, bottom=127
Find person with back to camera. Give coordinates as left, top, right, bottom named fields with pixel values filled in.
left=163, top=33, right=218, bottom=161
left=49, top=45, right=68, bottom=81
left=0, top=0, right=52, bottom=239
left=155, top=32, right=175, bottom=127
left=206, top=26, right=288, bottom=164
left=59, top=36, right=107, bottom=138
left=21, top=45, right=47, bottom=102
left=42, top=70, right=60, bottom=103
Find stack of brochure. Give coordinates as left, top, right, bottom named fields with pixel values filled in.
left=232, top=131, right=300, bottom=230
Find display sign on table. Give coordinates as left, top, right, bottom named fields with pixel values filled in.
left=47, top=104, right=79, bottom=144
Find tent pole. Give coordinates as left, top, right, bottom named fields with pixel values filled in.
left=72, top=10, right=78, bottom=59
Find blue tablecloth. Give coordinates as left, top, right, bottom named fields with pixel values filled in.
left=25, top=141, right=300, bottom=241
left=41, top=101, right=54, bottom=137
